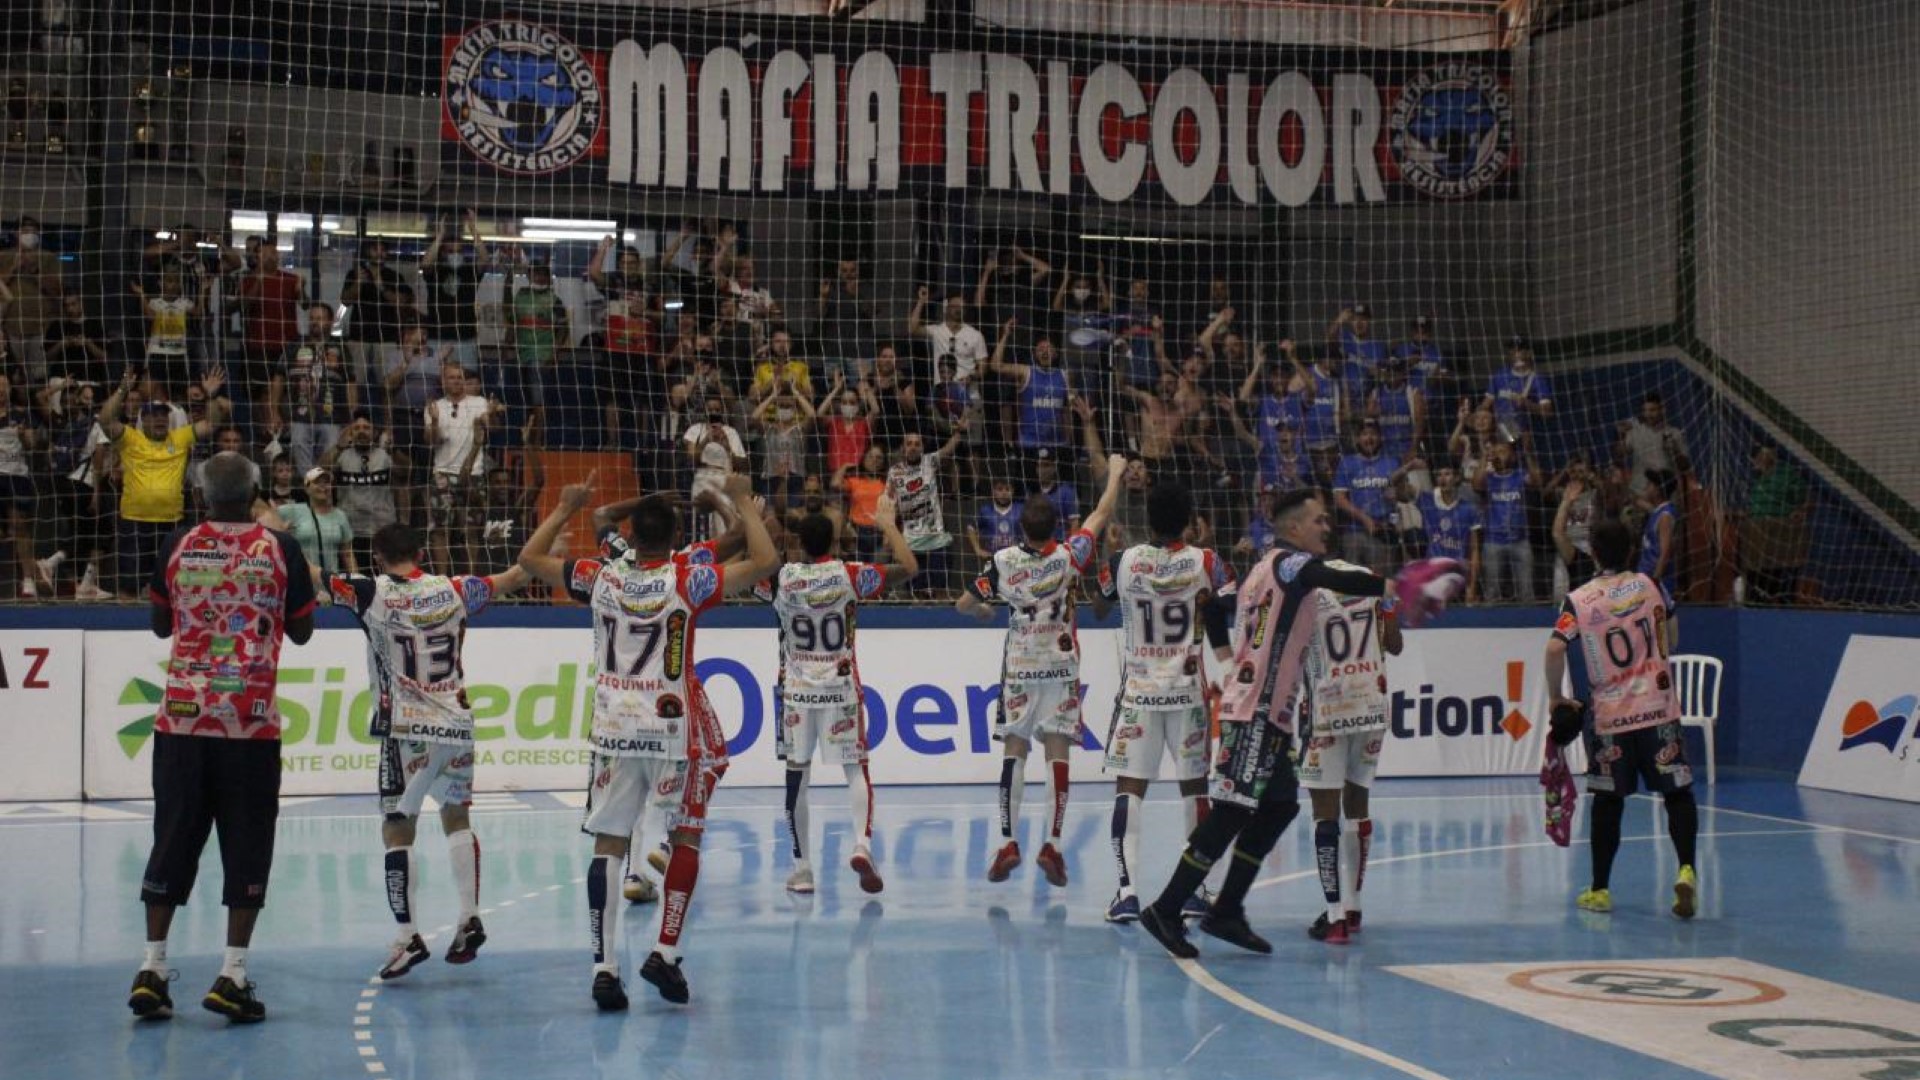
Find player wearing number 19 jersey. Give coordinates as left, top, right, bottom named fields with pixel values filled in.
left=519, top=474, right=779, bottom=1011
left=1544, top=517, right=1697, bottom=920
left=958, top=452, right=1127, bottom=888
left=1299, top=560, right=1403, bottom=944
left=1092, top=483, right=1237, bottom=925
left=771, top=495, right=917, bottom=896
left=323, top=523, right=530, bottom=980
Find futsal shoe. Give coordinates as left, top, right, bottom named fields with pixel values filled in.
left=592, top=971, right=629, bottom=1012
left=1139, top=903, right=1200, bottom=960
left=1035, top=844, right=1069, bottom=888
left=646, top=843, right=670, bottom=875
left=1200, top=910, right=1273, bottom=955
left=850, top=845, right=885, bottom=894
left=445, top=917, right=487, bottom=964
left=987, top=841, right=1022, bottom=882
left=623, top=873, right=658, bottom=904
left=201, top=976, right=266, bottom=1023
left=127, top=969, right=174, bottom=1020
left=785, top=865, right=816, bottom=894
left=378, top=934, right=431, bottom=980
left=640, top=951, right=690, bottom=1005
left=1104, top=891, right=1140, bottom=924
left=1576, top=887, right=1613, bottom=914
left=1672, top=866, right=1698, bottom=920
left=1180, top=885, right=1213, bottom=921
left=1308, top=913, right=1351, bottom=944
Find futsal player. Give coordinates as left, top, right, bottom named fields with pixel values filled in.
left=519, top=472, right=778, bottom=1009
left=319, top=522, right=531, bottom=979
left=957, top=453, right=1126, bottom=886
left=1544, top=517, right=1699, bottom=919
left=769, top=493, right=917, bottom=895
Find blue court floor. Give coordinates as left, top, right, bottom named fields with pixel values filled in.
left=2, top=774, right=1916, bottom=1080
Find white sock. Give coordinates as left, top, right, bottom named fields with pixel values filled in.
left=844, top=762, right=873, bottom=848
left=1341, top=819, right=1362, bottom=919
left=220, top=946, right=248, bottom=983
left=447, top=829, right=480, bottom=921
left=1004, top=756, right=1026, bottom=843
left=142, top=940, right=167, bottom=974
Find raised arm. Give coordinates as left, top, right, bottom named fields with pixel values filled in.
left=1080, top=453, right=1129, bottom=541
left=871, top=492, right=920, bottom=590
left=986, top=318, right=1026, bottom=384
left=905, top=285, right=931, bottom=336
left=518, top=471, right=596, bottom=586
left=191, top=365, right=229, bottom=440
left=716, top=472, right=778, bottom=595
left=99, top=366, right=139, bottom=440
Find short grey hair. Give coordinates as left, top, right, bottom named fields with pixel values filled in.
left=202, top=451, right=259, bottom=509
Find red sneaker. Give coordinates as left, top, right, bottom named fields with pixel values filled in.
left=1308, top=913, right=1351, bottom=944
left=1035, top=844, right=1069, bottom=888
left=1345, top=910, right=1362, bottom=934
left=987, top=841, right=1022, bottom=882
left=850, top=846, right=885, bottom=894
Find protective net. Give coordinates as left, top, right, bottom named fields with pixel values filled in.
left=0, top=0, right=1913, bottom=606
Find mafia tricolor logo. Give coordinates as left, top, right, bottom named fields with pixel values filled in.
left=445, top=21, right=604, bottom=175
left=1389, top=62, right=1515, bottom=199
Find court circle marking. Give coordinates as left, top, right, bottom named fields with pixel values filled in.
left=1507, top=963, right=1786, bottom=1008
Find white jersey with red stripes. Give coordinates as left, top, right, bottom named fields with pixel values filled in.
left=1302, top=560, right=1391, bottom=735
left=771, top=558, right=887, bottom=707
left=1102, top=542, right=1233, bottom=709
left=563, top=554, right=725, bottom=759
left=327, top=569, right=496, bottom=745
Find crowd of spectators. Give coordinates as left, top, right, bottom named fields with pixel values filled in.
left=0, top=215, right=1804, bottom=604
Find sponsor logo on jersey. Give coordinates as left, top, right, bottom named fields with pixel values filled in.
left=656, top=693, right=685, bottom=719
left=599, top=735, right=672, bottom=754
left=329, top=577, right=360, bottom=608
left=663, top=611, right=688, bottom=680
left=855, top=564, right=884, bottom=597
left=1066, top=532, right=1094, bottom=569
left=569, top=559, right=600, bottom=595
left=1554, top=610, right=1577, bottom=636
left=685, top=565, right=721, bottom=609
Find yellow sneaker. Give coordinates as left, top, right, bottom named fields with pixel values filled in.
left=1576, top=887, right=1612, bottom=913
left=1672, top=865, right=1697, bottom=920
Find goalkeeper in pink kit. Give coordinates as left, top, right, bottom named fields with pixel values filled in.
left=1139, top=489, right=1465, bottom=958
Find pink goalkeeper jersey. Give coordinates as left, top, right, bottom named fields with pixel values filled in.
left=1216, top=549, right=1322, bottom=731
left=1553, top=571, right=1677, bottom=736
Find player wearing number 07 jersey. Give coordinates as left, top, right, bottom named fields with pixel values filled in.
left=1136, top=490, right=1464, bottom=961
left=1543, top=517, right=1698, bottom=920
left=1090, top=482, right=1238, bottom=926
left=957, top=452, right=1128, bottom=888
left=322, top=522, right=532, bottom=981
left=518, top=472, right=779, bottom=1011
left=1299, top=560, right=1403, bottom=945
left=770, top=494, right=918, bottom=897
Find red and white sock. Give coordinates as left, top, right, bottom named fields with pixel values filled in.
left=448, top=829, right=480, bottom=922
left=1046, top=759, right=1069, bottom=844
left=656, top=844, right=701, bottom=962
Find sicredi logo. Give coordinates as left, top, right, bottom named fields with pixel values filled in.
left=1390, top=659, right=1532, bottom=741
left=1838, top=694, right=1915, bottom=753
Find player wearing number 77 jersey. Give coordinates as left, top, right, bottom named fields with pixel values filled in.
left=957, top=452, right=1128, bottom=888
left=1543, top=517, right=1697, bottom=920
left=770, top=493, right=918, bottom=896
left=1136, top=489, right=1464, bottom=960
left=320, top=522, right=533, bottom=981
left=518, top=471, right=779, bottom=1011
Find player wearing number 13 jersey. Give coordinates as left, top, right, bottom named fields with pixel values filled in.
left=1544, top=517, right=1697, bottom=921
left=1091, top=483, right=1238, bottom=925
left=958, top=452, right=1127, bottom=889
left=322, top=523, right=531, bottom=980
left=518, top=473, right=779, bottom=1011
left=770, top=494, right=917, bottom=897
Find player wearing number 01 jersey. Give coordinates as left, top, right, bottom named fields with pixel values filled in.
left=1136, top=490, right=1464, bottom=960
left=321, top=522, right=531, bottom=980
left=770, top=494, right=918, bottom=896
left=1543, top=517, right=1698, bottom=920
left=1298, top=560, right=1403, bottom=945
left=519, top=472, right=779, bottom=1011
left=957, top=452, right=1127, bottom=887
left=1090, top=483, right=1238, bottom=925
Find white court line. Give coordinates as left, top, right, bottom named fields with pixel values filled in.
left=1696, top=801, right=1919, bottom=845
left=1179, top=959, right=1454, bottom=1080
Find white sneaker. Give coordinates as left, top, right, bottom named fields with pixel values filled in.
left=35, top=555, right=62, bottom=590
left=75, top=580, right=109, bottom=601
left=18, top=578, right=35, bottom=598
left=785, top=865, right=816, bottom=894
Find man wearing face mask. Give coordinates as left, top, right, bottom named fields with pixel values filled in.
left=681, top=394, right=747, bottom=542
left=323, top=410, right=398, bottom=576
left=422, top=211, right=489, bottom=374
left=2, top=216, right=65, bottom=383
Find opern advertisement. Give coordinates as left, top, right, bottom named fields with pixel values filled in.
left=1797, top=635, right=1920, bottom=803
left=437, top=13, right=1515, bottom=205
left=79, top=625, right=1557, bottom=800
left=0, top=630, right=84, bottom=801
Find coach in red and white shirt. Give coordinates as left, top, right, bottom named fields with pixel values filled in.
left=129, top=451, right=315, bottom=1026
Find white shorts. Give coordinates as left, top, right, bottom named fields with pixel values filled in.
left=582, top=754, right=714, bottom=839
left=997, top=677, right=1083, bottom=745
left=1103, top=699, right=1210, bottom=782
left=1296, top=728, right=1385, bottom=790
left=379, top=738, right=473, bottom=818
left=778, top=697, right=866, bottom=766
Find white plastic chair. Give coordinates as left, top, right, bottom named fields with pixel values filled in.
left=1669, top=654, right=1724, bottom=785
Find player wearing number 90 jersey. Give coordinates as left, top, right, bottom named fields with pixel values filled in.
left=325, top=522, right=531, bottom=980
left=1091, top=483, right=1237, bottom=925
left=770, top=499, right=918, bottom=897
left=1544, top=516, right=1697, bottom=921
left=519, top=476, right=779, bottom=1011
